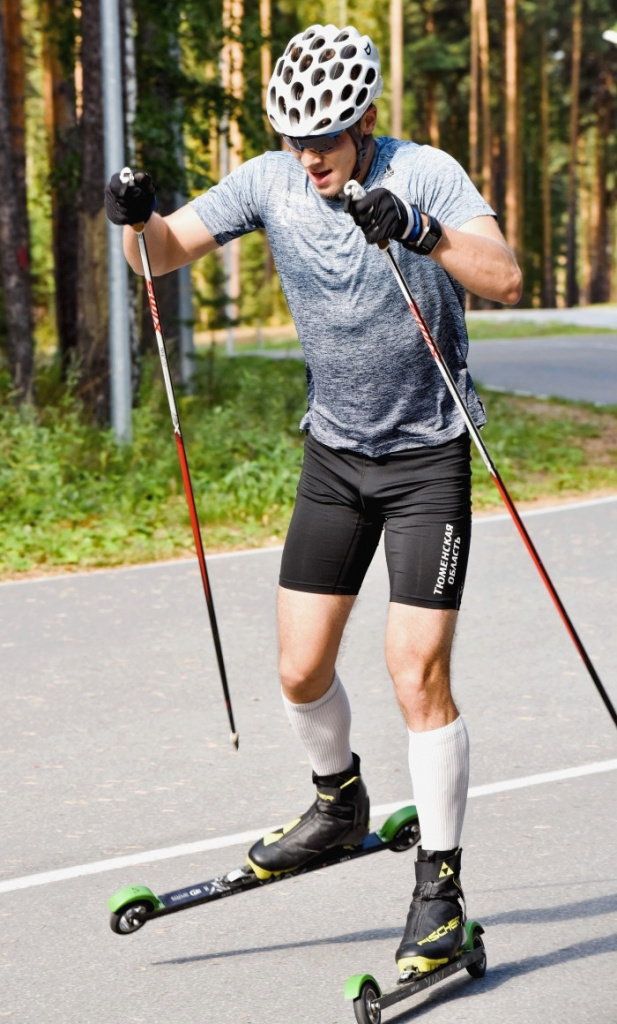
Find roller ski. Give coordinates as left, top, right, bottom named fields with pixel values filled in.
left=344, top=847, right=487, bottom=1023
left=108, top=755, right=420, bottom=935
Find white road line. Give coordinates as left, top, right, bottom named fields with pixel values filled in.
left=1, top=758, right=615, bottom=896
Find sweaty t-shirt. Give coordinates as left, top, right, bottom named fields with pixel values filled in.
left=191, top=136, right=495, bottom=457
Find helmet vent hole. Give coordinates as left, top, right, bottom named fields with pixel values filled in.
left=304, top=97, right=316, bottom=119
left=312, top=68, right=326, bottom=86
left=309, top=36, right=325, bottom=50
left=356, top=87, right=368, bottom=107
left=283, top=66, right=293, bottom=84
left=276, top=59, right=284, bottom=77
left=314, top=118, right=332, bottom=130
left=290, top=46, right=303, bottom=62
left=289, top=107, right=300, bottom=127
left=340, top=44, right=357, bottom=60
left=269, top=86, right=277, bottom=104
left=302, top=29, right=316, bottom=40
left=341, top=84, right=353, bottom=101
left=365, top=68, right=377, bottom=84
left=278, top=96, right=287, bottom=115
left=299, top=54, right=313, bottom=72
left=292, top=82, right=304, bottom=100
left=319, top=48, right=336, bottom=63
left=320, top=89, right=333, bottom=110
left=334, top=31, right=349, bottom=42
left=285, top=42, right=293, bottom=55
left=340, top=107, right=355, bottom=122
left=330, top=61, right=344, bottom=79
left=350, top=63, right=362, bottom=80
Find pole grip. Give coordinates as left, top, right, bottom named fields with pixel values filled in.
left=343, top=179, right=390, bottom=249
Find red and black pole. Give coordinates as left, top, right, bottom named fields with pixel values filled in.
left=344, top=179, right=617, bottom=731
left=121, top=168, right=239, bottom=748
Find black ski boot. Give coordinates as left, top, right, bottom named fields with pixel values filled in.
left=247, top=753, right=370, bottom=879
left=395, top=846, right=466, bottom=976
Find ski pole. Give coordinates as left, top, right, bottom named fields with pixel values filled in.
left=344, top=179, right=617, bottom=731
left=119, top=167, right=239, bottom=749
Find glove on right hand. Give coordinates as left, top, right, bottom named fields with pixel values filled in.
left=104, top=170, right=157, bottom=226
left=344, top=187, right=421, bottom=246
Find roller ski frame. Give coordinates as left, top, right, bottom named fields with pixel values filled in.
left=108, top=804, right=420, bottom=935
left=344, top=920, right=487, bottom=1024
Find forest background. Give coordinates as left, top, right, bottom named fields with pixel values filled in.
left=0, top=0, right=616, bottom=575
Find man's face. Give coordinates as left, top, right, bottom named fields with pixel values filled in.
left=288, top=107, right=377, bottom=199
left=293, top=131, right=358, bottom=198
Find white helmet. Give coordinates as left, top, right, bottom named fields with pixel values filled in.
left=267, top=24, right=383, bottom=138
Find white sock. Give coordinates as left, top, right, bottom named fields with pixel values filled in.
left=282, top=672, right=353, bottom=777
left=407, top=716, right=469, bottom=851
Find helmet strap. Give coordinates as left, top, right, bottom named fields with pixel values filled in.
left=348, top=121, right=374, bottom=183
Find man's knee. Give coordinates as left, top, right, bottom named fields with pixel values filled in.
left=278, top=650, right=335, bottom=703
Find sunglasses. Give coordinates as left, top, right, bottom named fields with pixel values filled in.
left=282, top=129, right=347, bottom=154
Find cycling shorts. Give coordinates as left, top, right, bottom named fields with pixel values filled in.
left=279, top=431, right=472, bottom=609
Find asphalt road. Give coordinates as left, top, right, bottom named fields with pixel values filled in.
left=467, top=334, right=617, bottom=405
left=1, top=496, right=617, bottom=1024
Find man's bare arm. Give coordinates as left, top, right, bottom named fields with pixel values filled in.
left=123, top=204, right=220, bottom=277
left=430, top=215, right=522, bottom=306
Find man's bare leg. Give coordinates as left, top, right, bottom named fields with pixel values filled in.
left=277, top=587, right=356, bottom=703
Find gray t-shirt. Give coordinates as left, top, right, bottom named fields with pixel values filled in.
left=191, top=136, right=494, bottom=456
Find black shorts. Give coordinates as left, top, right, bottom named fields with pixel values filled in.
left=280, top=432, right=472, bottom=609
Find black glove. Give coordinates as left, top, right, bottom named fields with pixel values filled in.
left=104, top=170, right=157, bottom=226
left=344, top=187, right=422, bottom=246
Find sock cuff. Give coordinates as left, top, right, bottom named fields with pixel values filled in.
left=407, top=715, right=468, bottom=748
left=281, top=672, right=343, bottom=715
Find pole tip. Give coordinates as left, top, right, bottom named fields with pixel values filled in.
left=230, top=732, right=239, bottom=750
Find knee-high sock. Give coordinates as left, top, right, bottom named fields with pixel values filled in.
left=282, top=672, right=353, bottom=777
left=407, top=716, right=469, bottom=851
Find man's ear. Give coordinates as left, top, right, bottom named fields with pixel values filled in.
left=360, top=104, right=378, bottom=135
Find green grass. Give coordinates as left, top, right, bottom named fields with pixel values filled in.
left=466, top=319, right=615, bottom=340
left=1, top=351, right=616, bottom=577
left=202, top=318, right=615, bottom=353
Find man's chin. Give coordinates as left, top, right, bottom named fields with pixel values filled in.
left=312, top=178, right=344, bottom=199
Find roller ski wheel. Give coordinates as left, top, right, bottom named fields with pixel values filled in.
left=344, top=922, right=486, bottom=1023
left=350, top=977, right=382, bottom=1024
left=465, top=925, right=487, bottom=979
left=106, top=805, right=420, bottom=935
left=108, top=886, right=161, bottom=935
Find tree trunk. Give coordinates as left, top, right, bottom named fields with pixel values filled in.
left=539, top=5, right=555, bottom=307
left=504, top=0, right=520, bottom=260
left=477, top=0, right=493, bottom=207
left=565, top=0, right=582, bottom=307
left=588, top=69, right=612, bottom=304
left=76, top=0, right=110, bottom=422
left=42, top=0, right=79, bottom=372
left=0, top=0, right=34, bottom=402
left=469, top=0, right=479, bottom=185
left=221, top=0, right=244, bottom=336
left=390, top=0, right=403, bottom=138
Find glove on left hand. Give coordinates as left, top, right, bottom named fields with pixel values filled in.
left=104, top=170, right=157, bottom=226
left=344, top=187, right=421, bottom=245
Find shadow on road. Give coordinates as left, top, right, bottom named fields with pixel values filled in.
left=153, top=891, right=617, bottom=973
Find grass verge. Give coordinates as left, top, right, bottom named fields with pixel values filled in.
left=1, top=351, right=616, bottom=578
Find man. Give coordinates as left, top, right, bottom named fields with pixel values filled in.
left=106, top=23, right=522, bottom=976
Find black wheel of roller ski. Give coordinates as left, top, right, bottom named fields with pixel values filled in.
left=109, top=900, right=153, bottom=935
left=466, top=933, right=487, bottom=979
left=390, top=820, right=421, bottom=852
left=353, top=980, right=381, bottom=1024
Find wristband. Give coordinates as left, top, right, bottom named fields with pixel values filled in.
left=406, top=213, right=442, bottom=255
